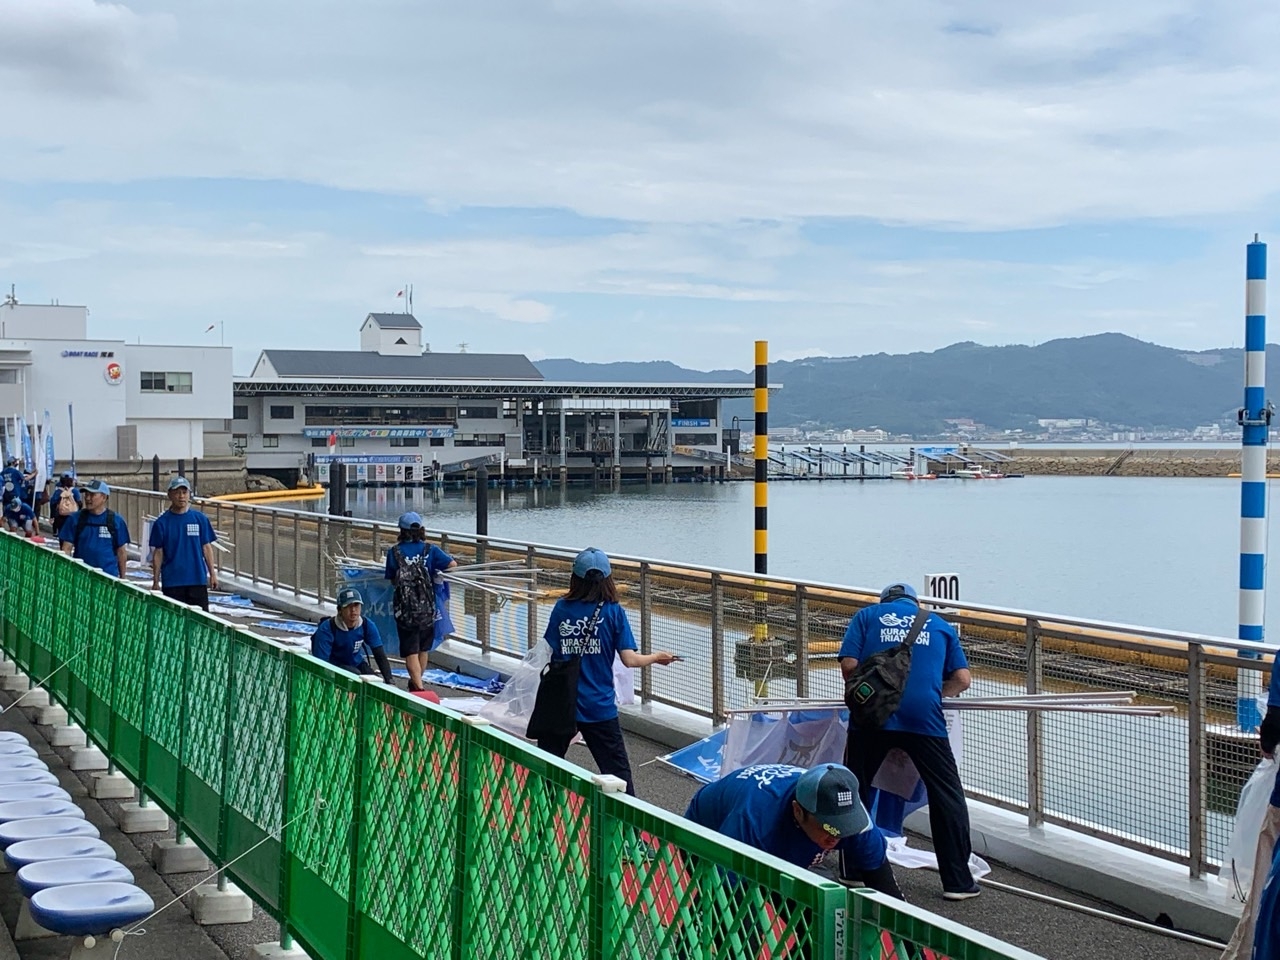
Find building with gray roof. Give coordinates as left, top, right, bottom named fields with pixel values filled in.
left=235, top=312, right=754, bottom=485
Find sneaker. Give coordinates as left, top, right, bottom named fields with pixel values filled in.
left=942, top=885, right=981, bottom=901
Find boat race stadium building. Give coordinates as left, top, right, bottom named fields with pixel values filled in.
left=234, top=313, right=754, bottom=485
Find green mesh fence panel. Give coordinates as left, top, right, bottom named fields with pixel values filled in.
left=28, top=549, right=54, bottom=679
left=459, top=727, right=595, bottom=960
left=597, top=796, right=842, bottom=960
left=356, top=692, right=464, bottom=960
left=111, top=587, right=152, bottom=778
left=64, top=563, right=97, bottom=724
left=286, top=661, right=360, bottom=959
left=223, top=635, right=288, bottom=913
left=852, top=891, right=1045, bottom=960
left=181, top=617, right=231, bottom=853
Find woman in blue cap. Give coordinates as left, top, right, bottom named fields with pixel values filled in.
left=385, top=512, right=456, bottom=692
left=535, top=547, right=677, bottom=796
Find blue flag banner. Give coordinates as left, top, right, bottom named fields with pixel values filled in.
left=18, top=418, right=32, bottom=468
left=43, top=410, right=53, bottom=481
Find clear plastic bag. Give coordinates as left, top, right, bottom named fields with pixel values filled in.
left=1221, top=757, right=1278, bottom=901
left=478, top=640, right=552, bottom=739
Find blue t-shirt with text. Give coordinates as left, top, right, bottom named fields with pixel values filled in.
left=1, top=468, right=23, bottom=503
left=311, top=617, right=383, bottom=673
left=685, top=764, right=886, bottom=872
left=838, top=599, right=967, bottom=738
left=544, top=599, right=636, bottom=724
left=59, top=510, right=131, bottom=576
left=149, top=508, right=217, bottom=587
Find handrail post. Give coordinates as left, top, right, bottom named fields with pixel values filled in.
left=292, top=515, right=302, bottom=599
left=250, top=505, right=259, bottom=585
left=316, top=516, right=329, bottom=602
left=230, top=504, right=241, bottom=579
left=476, top=538, right=490, bottom=654
left=639, top=562, right=653, bottom=703
left=1188, top=642, right=1206, bottom=878
left=794, top=585, right=809, bottom=698
left=270, top=511, right=279, bottom=591
left=525, top=545, right=537, bottom=651
left=711, top=573, right=725, bottom=723
left=1026, top=617, right=1044, bottom=827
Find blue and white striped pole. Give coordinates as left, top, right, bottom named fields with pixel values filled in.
left=1239, top=235, right=1271, bottom=731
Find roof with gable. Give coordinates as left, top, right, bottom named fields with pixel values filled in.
left=255, top=350, right=544, bottom=381
left=364, top=312, right=422, bottom=330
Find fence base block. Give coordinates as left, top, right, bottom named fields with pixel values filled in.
left=151, top=838, right=210, bottom=874
left=14, top=900, right=56, bottom=940
left=35, top=705, right=68, bottom=727
left=0, top=659, right=16, bottom=677
left=116, top=802, right=169, bottom=834
left=251, top=942, right=312, bottom=959
left=69, top=747, right=108, bottom=772
left=18, top=688, right=50, bottom=713
left=46, top=723, right=86, bottom=748
left=88, top=772, right=135, bottom=800
left=191, top=882, right=254, bottom=925
left=0, top=673, right=30, bottom=692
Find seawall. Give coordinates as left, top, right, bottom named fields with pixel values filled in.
left=1007, top=447, right=1257, bottom=478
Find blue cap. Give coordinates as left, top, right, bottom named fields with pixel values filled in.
left=60, top=472, right=74, bottom=481
left=168, top=476, right=191, bottom=492
left=879, top=582, right=918, bottom=604
left=82, top=479, right=110, bottom=496
left=572, top=547, right=611, bottom=579
left=336, top=586, right=363, bottom=609
left=398, top=511, right=423, bottom=530
left=794, top=764, right=870, bottom=839
left=3, top=499, right=20, bottom=512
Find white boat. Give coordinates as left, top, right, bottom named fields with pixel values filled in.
left=891, top=469, right=936, bottom=480
left=954, top=467, right=1004, bottom=479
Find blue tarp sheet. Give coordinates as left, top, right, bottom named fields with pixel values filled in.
left=337, top=568, right=455, bottom=657
left=390, top=667, right=504, bottom=695
left=657, top=730, right=727, bottom=784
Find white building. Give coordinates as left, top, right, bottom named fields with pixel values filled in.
left=0, top=299, right=233, bottom=461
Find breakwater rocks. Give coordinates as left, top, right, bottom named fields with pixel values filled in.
left=1005, top=448, right=1260, bottom=478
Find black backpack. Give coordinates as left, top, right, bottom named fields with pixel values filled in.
left=844, top=609, right=929, bottom=730
left=73, top=508, right=126, bottom=552
left=392, top=546, right=436, bottom=630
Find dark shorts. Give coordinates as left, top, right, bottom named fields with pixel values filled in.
left=162, top=584, right=210, bottom=612
left=396, top=621, right=432, bottom=656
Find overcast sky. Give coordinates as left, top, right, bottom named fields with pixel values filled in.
left=2, top=1, right=1279, bottom=373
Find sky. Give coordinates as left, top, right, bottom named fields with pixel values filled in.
left=3, top=1, right=1280, bottom=375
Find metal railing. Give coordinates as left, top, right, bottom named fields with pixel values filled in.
left=0, top=530, right=1037, bottom=960
left=109, top=484, right=1267, bottom=879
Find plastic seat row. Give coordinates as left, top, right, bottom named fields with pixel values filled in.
left=0, top=731, right=153, bottom=946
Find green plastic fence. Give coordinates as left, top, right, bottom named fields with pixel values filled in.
left=0, top=532, right=1040, bottom=960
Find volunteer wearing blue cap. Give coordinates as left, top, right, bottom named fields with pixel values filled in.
left=311, top=586, right=394, bottom=683
left=838, top=582, right=976, bottom=900
left=59, top=479, right=130, bottom=577
left=149, top=477, right=218, bottom=610
left=534, top=547, right=677, bottom=796
left=3, top=497, right=35, bottom=537
left=685, top=763, right=903, bottom=898
left=385, top=512, right=456, bottom=692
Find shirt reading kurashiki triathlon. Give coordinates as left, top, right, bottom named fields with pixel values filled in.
left=838, top=598, right=967, bottom=738
left=149, top=509, right=217, bottom=587
left=544, top=599, right=637, bottom=724
left=684, top=764, right=886, bottom=872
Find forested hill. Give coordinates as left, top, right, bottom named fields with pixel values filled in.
left=535, top=334, right=1266, bottom=434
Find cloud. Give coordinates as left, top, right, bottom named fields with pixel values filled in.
left=0, top=0, right=163, bottom=98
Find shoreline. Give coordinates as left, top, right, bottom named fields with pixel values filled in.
left=1003, top=448, right=1248, bottom=478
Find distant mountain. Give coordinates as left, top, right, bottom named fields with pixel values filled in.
left=535, top=334, right=1265, bottom=434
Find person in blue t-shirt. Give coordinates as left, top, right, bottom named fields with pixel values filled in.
left=311, top=587, right=394, bottom=683
left=384, top=511, right=457, bottom=691
left=58, top=479, right=130, bottom=577
left=839, top=581, right=977, bottom=900
left=535, top=547, right=677, bottom=796
left=686, top=763, right=903, bottom=899
left=1, top=459, right=24, bottom=505
left=2, top=497, right=35, bottom=536
left=149, top=476, right=218, bottom=611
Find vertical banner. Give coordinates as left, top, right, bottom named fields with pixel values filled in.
left=68, top=404, right=77, bottom=477
left=18, top=416, right=32, bottom=469
left=42, top=410, right=54, bottom=489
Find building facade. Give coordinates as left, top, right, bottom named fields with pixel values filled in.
left=236, top=313, right=751, bottom=483
left=0, top=300, right=233, bottom=462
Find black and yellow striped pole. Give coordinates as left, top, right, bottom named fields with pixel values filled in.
left=754, top=341, right=769, bottom=695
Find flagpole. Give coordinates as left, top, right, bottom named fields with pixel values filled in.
left=68, top=404, right=76, bottom=478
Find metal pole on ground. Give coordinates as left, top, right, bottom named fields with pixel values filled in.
left=1238, top=235, right=1272, bottom=731
left=476, top=466, right=489, bottom=536
left=753, top=340, right=769, bottom=697
left=151, top=455, right=160, bottom=492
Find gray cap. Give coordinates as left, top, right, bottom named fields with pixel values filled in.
left=168, top=476, right=191, bottom=492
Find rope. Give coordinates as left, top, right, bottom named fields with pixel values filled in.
left=110, top=790, right=326, bottom=958
left=0, top=645, right=88, bottom=714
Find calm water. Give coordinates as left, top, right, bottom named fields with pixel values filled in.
left=307, top=475, right=1277, bottom=639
